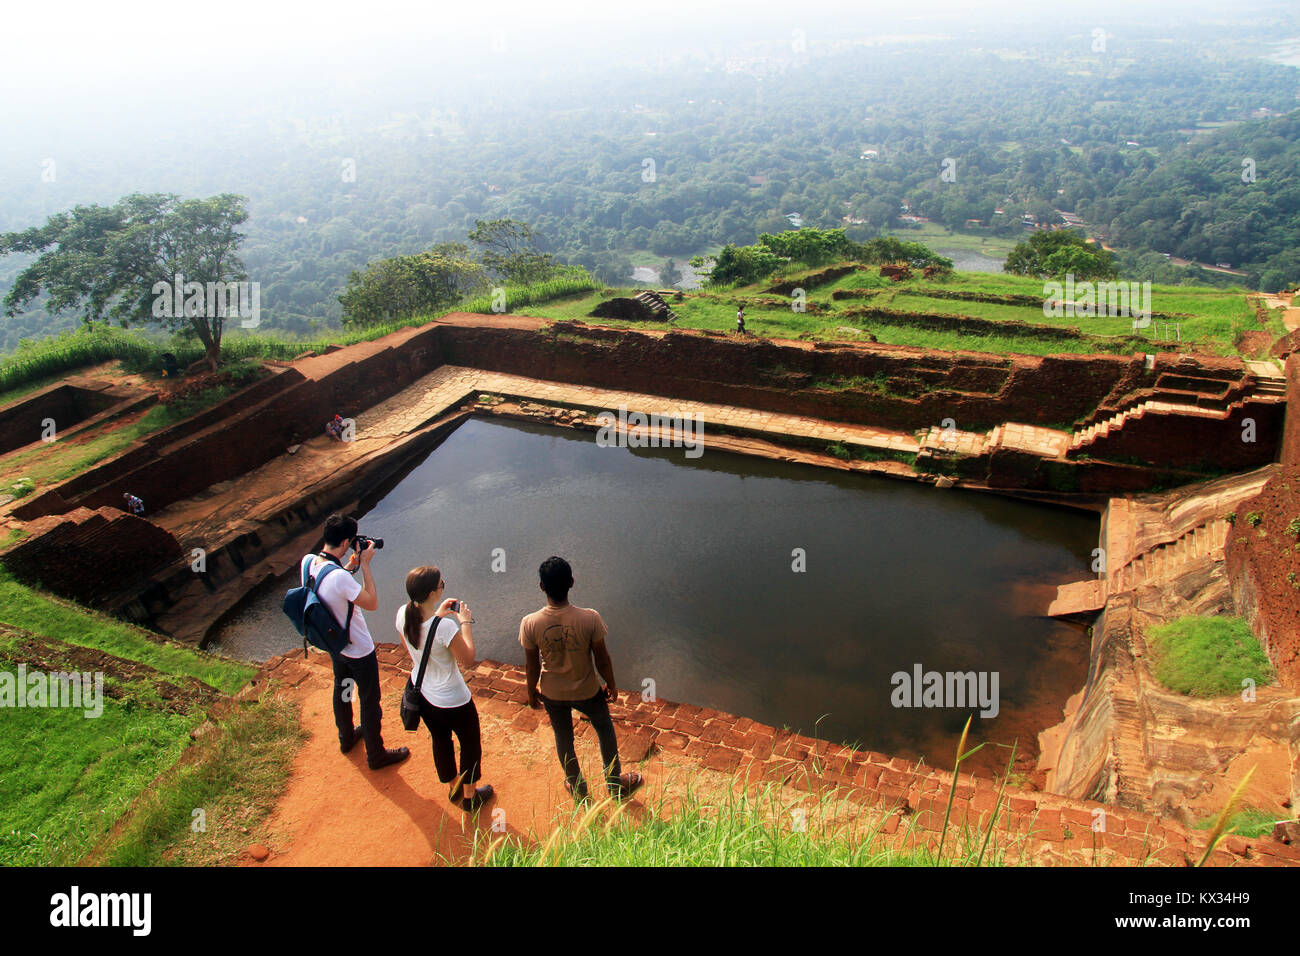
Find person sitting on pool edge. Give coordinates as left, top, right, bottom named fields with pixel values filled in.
left=519, top=556, right=644, bottom=801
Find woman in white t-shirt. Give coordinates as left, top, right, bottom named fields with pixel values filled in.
left=397, top=565, right=494, bottom=813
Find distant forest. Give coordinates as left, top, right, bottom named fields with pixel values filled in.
left=1, top=26, right=1298, bottom=350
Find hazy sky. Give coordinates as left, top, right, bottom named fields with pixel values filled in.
left=4, top=0, right=1284, bottom=96
left=1, top=0, right=1293, bottom=140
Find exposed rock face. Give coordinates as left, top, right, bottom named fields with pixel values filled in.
left=1042, top=559, right=1298, bottom=820
left=1224, top=353, right=1300, bottom=686
left=1044, top=465, right=1300, bottom=819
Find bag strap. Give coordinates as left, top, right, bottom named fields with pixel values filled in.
left=413, top=613, right=442, bottom=688
left=307, top=556, right=356, bottom=649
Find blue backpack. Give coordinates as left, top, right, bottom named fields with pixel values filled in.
left=282, top=556, right=355, bottom=658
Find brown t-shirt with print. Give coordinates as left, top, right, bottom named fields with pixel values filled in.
left=518, top=602, right=608, bottom=701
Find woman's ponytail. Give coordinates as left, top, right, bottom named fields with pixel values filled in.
left=402, top=565, right=442, bottom=649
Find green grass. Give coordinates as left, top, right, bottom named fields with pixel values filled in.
left=901, top=222, right=1020, bottom=258
left=1145, top=615, right=1273, bottom=697
left=0, top=274, right=602, bottom=398
left=490, top=266, right=1267, bottom=359
left=456, top=273, right=601, bottom=315
left=478, top=783, right=950, bottom=867
left=0, top=569, right=254, bottom=695
left=482, top=717, right=1042, bottom=867
left=92, top=692, right=304, bottom=866
left=0, top=364, right=267, bottom=492
left=0, top=682, right=199, bottom=865
left=1191, top=806, right=1280, bottom=840
left=0, top=369, right=80, bottom=409
left=0, top=570, right=261, bottom=866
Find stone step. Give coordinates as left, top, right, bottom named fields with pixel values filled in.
left=1047, top=578, right=1107, bottom=617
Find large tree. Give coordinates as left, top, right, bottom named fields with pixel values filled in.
left=1004, top=229, right=1117, bottom=280
left=467, top=218, right=558, bottom=285
left=0, top=193, right=250, bottom=371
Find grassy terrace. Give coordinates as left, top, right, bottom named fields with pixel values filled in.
left=0, top=363, right=267, bottom=502
left=497, top=266, right=1272, bottom=358
left=0, top=569, right=279, bottom=865
left=0, top=264, right=1283, bottom=868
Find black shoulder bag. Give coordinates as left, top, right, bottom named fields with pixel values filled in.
left=400, top=615, right=443, bottom=731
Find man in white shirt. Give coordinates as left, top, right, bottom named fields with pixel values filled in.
left=303, top=514, right=409, bottom=770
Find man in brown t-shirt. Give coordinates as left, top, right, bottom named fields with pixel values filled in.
left=520, top=556, right=645, bottom=801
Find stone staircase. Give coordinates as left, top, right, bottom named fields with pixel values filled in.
left=633, top=290, right=678, bottom=322
left=1107, top=517, right=1229, bottom=591
left=1068, top=400, right=1223, bottom=453
left=1046, top=517, right=1229, bottom=618
left=1068, top=388, right=1284, bottom=458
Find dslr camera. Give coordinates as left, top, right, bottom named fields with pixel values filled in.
left=353, top=534, right=385, bottom=551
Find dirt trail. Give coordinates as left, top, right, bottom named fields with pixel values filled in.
left=245, top=647, right=1300, bottom=868
left=252, top=646, right=694, bottom=866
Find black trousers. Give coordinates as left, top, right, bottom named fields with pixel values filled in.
left=541, top=690, right=622, bottom=793
left=331, top=650, right=385, bottom=760
left=417, top=696, right=483, bottom=787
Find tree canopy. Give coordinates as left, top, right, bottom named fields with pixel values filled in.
left=1004, top=230, right=1118, bottom=281
left=338, top=242, right=488, bottom=327
left=0, top=193, right=249, bottom=369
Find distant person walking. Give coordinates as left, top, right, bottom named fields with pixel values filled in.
left=736, top=306, right=746, bottom=335
left=520, top=556, right=644, bottom=801
left=122, top=492, right=144, bottom=516
left=397, top=565, right=493, bottom=813
left=305, top=514, right=409, bottom=771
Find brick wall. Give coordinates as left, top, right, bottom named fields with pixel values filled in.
left=263, top=649, right=1300, bottom=866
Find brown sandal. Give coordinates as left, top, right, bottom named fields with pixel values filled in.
left=613, top=772, right=644, bottom=800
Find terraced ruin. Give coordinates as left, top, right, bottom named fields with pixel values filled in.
left=2, top=270, right=1299, bottom=867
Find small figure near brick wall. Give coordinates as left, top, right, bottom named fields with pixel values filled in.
left=325, top=414, right=345, bottom=441
left=122, top=492, right=144, bottom=516
left=736, top=306, right=746, bottom=335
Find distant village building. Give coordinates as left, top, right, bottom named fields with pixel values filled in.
left=747, top=175, right=768, bottom=188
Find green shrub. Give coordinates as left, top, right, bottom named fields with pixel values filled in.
left=1145, top=615, right=1273, bottom=697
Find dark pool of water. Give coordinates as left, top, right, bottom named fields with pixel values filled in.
left=211, top=417, right=1098, bottom=772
